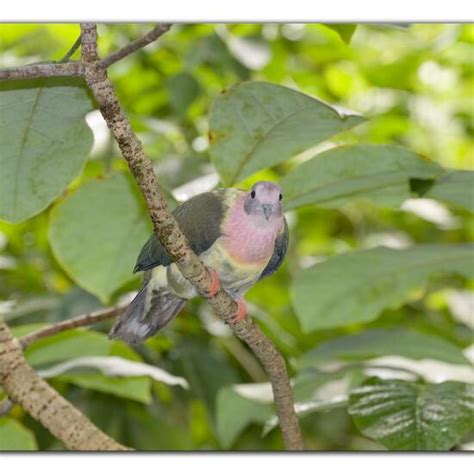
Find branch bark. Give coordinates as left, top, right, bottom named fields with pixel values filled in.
left=101, top=24, right=171, bottom=68
left=0, top=320, right=129, bottom=450
left=80, top=23, right=303, bottom=450
left=0, top=62, right=83, bottom=80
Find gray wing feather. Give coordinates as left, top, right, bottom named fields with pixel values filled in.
left=259, top=218, right=289, bottom=279
left=134, top=191, right=226, bottom=273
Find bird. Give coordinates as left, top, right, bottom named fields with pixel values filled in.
left=109, top=180, right=289, bottom=344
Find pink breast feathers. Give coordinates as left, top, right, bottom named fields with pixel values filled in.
left=222, top=196, right=283, bottom=266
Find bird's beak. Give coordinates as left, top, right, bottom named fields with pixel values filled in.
left=262, top=204, right=273, bottom=220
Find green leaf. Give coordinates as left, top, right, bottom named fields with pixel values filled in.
left=348, top=378, right=474, bottom=450
left=298, top=329, right=470, bottom=368
left=281, top=145, right=443, bottom=210
left=24, top=328, right=111, bottom=367
left=0, top=419, right=38, bottom=451
left=167, top=72, right=200, bottom=116
left=38, top=356, right=189, bottom=389
left=216, top=385, right=274, bottom=448
left=292, top=244, right=474, bottom=332
left=0, top=80, right=94, bottom=223
left=209, top=81, right=364, bottom=185
left=49, top=173, right=151, bottom=302
left=426, top=170, right=474, bottom=213
left=323, top=24, right=357, bottom=44
left=58, top=373, right=151, bottom=404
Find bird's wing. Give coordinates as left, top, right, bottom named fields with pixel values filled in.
left=133, top=190, right=228, bottom=273
left=259, top=217, right=289, bottom=280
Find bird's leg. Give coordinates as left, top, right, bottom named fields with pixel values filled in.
left=228, top=297, right=247, bottom=324
left=206, top=269, right=221, bottom=298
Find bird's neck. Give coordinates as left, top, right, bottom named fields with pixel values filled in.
left=222, top=196, right=283, bottom=266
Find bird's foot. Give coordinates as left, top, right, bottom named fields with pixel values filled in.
left=227, top=297, right=247, bottom=325
left=206, top=269, right=221, bottom=298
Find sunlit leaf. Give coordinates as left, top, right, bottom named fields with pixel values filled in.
left=0, top=419, right=37, bottom=451
left=0, top=79, right=93, bottom=223
left=348, top=378, right=474, bottom=450
left=292, top=244, right=474, bottom=331
left=48, top=173, right=151, bottom=302
left=38, top=356, right=189, bottom=389
left=209, top=81, right=364, bottom=185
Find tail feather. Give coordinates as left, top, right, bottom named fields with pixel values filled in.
left=109, top=283, right=186, bottom=344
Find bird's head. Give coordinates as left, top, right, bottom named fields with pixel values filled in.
left=244, top=181, right=283, bottom=225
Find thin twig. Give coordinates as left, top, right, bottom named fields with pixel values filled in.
left=80, top=23, right=303, bottom=450
left=59, top=35, right=82, bottom=63
left=0, top=61, right=84, bottom=81
left=101, top=24, right=171, bottom=68
left=20, top=305, right=125, bottom=350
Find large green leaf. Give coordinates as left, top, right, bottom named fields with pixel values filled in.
left=0, top=419, right=37, bottom=451
left=24, top=328, right=111, bottom=367
left=292, top=244, right=474, bottom=332
left=209, top=81, right=364, bottom=185
left=298, top=329, right=470, bottom=368
left=0, top=80, right=94, bottom=223
left=426, top=170, right=474, bottom=213
left=49, top=173, right=151, bottom=302
left=57, top=373, right=151, bottom=404
left=281, top=145, right=443, bottom=210
left=348, top=378, right=474, bottom=450
left=216, top=385, right=274, bottom=448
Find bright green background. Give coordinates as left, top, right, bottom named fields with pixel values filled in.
left=0, top=23, right=473, bottom=451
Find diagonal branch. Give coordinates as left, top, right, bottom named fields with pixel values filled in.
left=0, top=61, right=84, bottom=80
left=20, top=305, right=126, bottom=350
left=0, top=320, right=130, bottom=450
left=80, top=23, right=303, bottom=450
left=101, top=24, right=172, bottom=68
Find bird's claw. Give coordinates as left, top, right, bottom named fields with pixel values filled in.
left=206, top=269, right=221, bottom=298
left=227, top=298, right=247, bottom=325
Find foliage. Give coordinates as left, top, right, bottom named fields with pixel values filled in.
left=0, top=23, right=473, bottom=451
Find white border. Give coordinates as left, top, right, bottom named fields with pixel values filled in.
left=1, top=0, right=473, bottom=22
left=0, top=453, right=472, bottom=473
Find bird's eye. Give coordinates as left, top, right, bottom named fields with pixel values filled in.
left=278, top=193, right=283, bottom=201
left=251, top=190, right=256, bottom=199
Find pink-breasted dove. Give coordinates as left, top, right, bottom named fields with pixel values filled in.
left=109, top=181, right=288, bottom=343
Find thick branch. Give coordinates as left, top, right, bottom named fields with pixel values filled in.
left=20, top=305, right=125, bottom=350
left=101, top=24, right=171, bottom=68
left=0, top=62, right=83, bottom=80
left=80, top=23, right=303, bottom=450
left=0, top=320, right=129, bottom=450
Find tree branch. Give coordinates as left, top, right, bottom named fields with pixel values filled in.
left=80, top=23, right=303, bottom=450
left=20, top=305, right=126, bottom=350
left=101, top=24, right=171, bottom=68
left=0, top=62, right=83, bottom=80
left=0, top=320, right=130, bottom=450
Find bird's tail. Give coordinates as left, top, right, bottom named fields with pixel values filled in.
left=109, top=281, right=186, bottom=344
